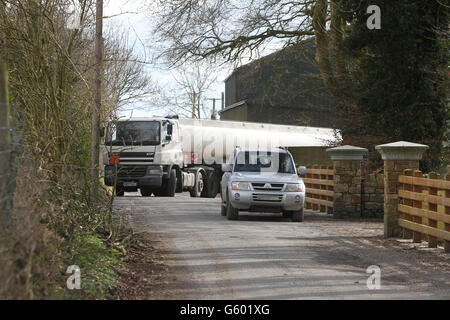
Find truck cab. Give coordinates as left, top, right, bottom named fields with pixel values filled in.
left=104, top=118, right=185, bottom=197
left=220, top=147, right=307, bottom=222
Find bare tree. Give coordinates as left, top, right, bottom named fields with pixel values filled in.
left=103, top=29, right=158, bottom=119
left=158, top=61, right=219, bottom=118
left=150, top=1, right=356, bottom=107
left=151, top=0, right=316, bottom=65
left=149, top=0, right=360, bottom=135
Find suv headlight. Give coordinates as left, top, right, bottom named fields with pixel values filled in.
left=231, top=181, right=252, bottom=191
left=285, top=183, right=303, bottom=192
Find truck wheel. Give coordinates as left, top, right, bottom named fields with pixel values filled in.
left=176, top=170, right=183, bottom=193
left=166, top=169, right=177, bottom=197
left=226, top=191, right=239, bottom=220
left=141, top=187, right=153, bottom=197
left=157, top=169, right=177, bottom=197
left=115, top=187, right=125, bottom=197
left=189, top=170, right=204, bottom=197
left=201, top=171, right=219, bottom=198
left=291, top=208, right=304, bottom=222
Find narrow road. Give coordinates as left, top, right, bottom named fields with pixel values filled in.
left=115, top=193, right=450, bottom=300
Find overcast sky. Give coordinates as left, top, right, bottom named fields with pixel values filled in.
left=103, top=0, right=229, bottom=118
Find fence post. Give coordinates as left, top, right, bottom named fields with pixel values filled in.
left=0, top=57, right=11, bottom=213
left=305, top=165, right=312, bottom=210
left=412, top=170, right=423, bottom=243
left=376, top=141, right=428, bottom=238
left=427, top=172, right=439, bottom=248
left=401, top=169, right=414, bottom=240
left=326, top=145, right=368, bottom=219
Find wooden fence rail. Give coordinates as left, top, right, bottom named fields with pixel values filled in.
left=303, top=165, right=334, bottom=214
left=398, top=169, right=450, bottom=253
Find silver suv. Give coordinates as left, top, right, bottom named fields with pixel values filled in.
left=220, top=148, right=306, bottom=222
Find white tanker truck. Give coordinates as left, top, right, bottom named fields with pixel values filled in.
left=103, top=117, right=337, bottom=197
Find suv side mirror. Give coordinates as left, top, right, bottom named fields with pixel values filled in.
left=222, top=163, right=232, bottom=172
left=297, top=166, right=306, bottom=176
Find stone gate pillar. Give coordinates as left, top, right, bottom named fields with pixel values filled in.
left=376, top=141, right=428, bottom=238
left=327, top=146, right=368, bottom=219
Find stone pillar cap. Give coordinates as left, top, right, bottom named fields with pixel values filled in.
left=326, top=145, right=368, bottom=161
left=375, top=141, right=429, bottom=161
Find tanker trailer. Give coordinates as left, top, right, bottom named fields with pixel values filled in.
left=103, top=117, right=338, bottom=198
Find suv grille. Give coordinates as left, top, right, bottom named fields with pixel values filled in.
left=252, top=193, right=283, bottom=202
left=251, top=183, right=285, bottom=191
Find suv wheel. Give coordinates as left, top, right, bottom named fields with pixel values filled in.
left=226, top=191, right=239, bottom=220
left=221, top=204, right=227, bottom=216
left=282, top=211, right=293, bottom=219
left=291, top=208, right=304, bottom=222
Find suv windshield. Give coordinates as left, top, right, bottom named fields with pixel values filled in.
left=106, top=121, right=160, bottom=146
left=234, top=151, right=296, bottom=174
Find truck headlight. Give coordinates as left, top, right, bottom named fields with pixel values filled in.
left=147, top=166, right=163, bottom=175
left=285, top=184, right=303, bottom=192
left=231, top=182, right=252, bottom=191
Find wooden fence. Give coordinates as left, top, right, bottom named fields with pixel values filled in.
left=398, top=169, right=450, bottom=253
left=303, top=165, right=334, bottom=214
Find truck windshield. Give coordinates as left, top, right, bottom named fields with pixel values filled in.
left=105, top=121, right=160, bottom=146
left=234, top=151, right=296, bottom=174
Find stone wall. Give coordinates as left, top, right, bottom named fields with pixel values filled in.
left=332, top=160, right=362, bottom=218
left=361, top=173, right=384, bottom=218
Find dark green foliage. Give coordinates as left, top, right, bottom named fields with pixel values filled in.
left=67, top=234, right=123, bottom=299
left=339, top=0, right=449, bottom=171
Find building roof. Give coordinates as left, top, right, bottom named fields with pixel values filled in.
left=218, top=100, right=247, bottom=115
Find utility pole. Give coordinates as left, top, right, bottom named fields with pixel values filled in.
left=192, top=92, right=196, bottom=118
left=0, top=45, right=11, bottom=212
left=207, top=93, right=225, bottom=120
left=198, top=94, right=201, bottom=119
left=91, top=0, right=103, bottom=203
left=206, top=98, right=218, bottom=120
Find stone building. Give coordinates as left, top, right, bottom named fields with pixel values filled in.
left=219, top=40, right=338, bottom=128
left=219, top=40, right=340, bottom=166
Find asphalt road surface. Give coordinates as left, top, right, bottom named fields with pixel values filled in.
left=115, top=192, right=450, bottom=300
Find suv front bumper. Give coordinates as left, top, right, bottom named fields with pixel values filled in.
left=229, top=189, right=305, bottom=212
